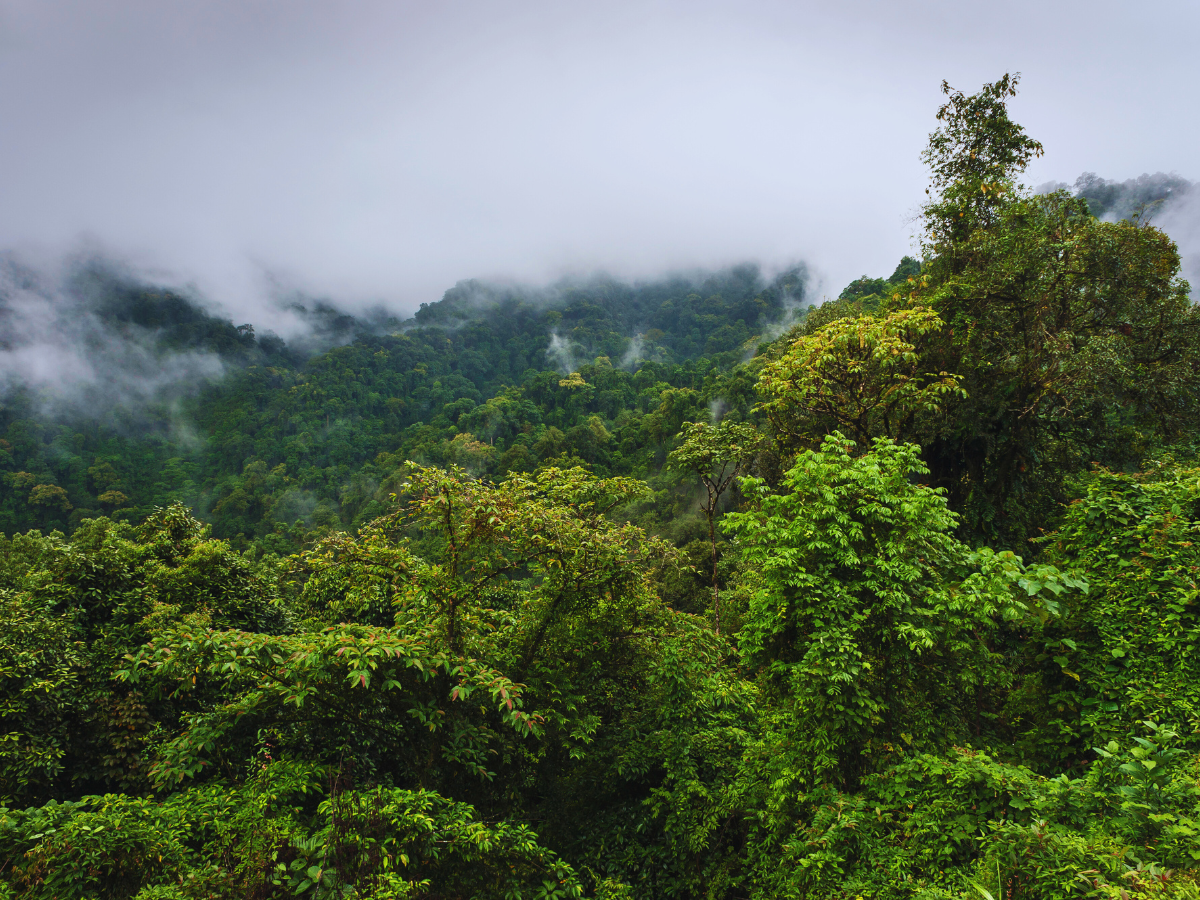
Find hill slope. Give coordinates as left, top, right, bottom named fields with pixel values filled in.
left=0, top=262, right=807, bottom=544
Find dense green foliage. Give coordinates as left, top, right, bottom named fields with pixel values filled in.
left=2, top=75, right=1200, bottom=898
left=1, top=265, right=803, bottom=551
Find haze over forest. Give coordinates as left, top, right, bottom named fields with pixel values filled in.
left=1, top=1, right=1197, bottom=330
left=4, top=5, right=1200, bottom=900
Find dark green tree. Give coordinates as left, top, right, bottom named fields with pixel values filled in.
left=668, top=420, right=763, bottom=634
left=725, top=434, right=1077, bottom=788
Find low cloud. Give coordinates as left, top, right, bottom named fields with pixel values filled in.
left=0, top=253, right=227, bottom=419
left=1154, top=190, right=1200, bottom=297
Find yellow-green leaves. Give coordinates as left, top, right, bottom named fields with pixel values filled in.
left=757, top=306, right=963, bottom=449
left=122, top=623, right=541, bottom=787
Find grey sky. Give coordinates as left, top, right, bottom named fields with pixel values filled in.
left=1, top=0, right=1196, bottom=328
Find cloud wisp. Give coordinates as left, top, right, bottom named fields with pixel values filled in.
left=0, top=254, right=229, bottom=421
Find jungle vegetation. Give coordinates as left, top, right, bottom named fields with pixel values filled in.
left=2, top=74, right=1200, bottom=899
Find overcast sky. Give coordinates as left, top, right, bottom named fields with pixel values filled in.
left=1, top=0, right=1197, bottom=328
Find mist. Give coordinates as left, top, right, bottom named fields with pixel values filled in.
left=1, top=0, right=1197, bottom=326
left=0, top=252, right=227, bottom=419
left=1154, top=188, right=1200, bottom=295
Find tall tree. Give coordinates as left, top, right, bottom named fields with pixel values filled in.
left=760, top=74, right=1200, bottom=542
left=725, top=434, right=1078, bottom=788
left=668, top=420, right=763, bottom=634
left=913, top=76, right=1200, bottom=538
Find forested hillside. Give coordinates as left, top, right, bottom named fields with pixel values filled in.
left=0, top=263, right=805, bottom=548
left=3, top=75, right=1200, bottom=899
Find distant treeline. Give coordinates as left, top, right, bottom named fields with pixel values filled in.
left=0, top=262, right=806, bottom=550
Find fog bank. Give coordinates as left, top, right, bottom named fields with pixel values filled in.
left=1, top=1, right=1196, bottom=322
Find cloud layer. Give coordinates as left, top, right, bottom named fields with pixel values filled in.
left=1, top=1, right=1196, bottom=321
